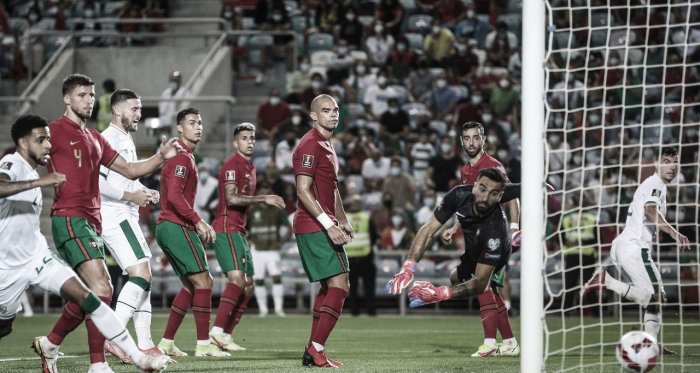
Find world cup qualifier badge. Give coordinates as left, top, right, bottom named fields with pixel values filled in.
left=0, top=162, right=12, bottom=170
left=302, top=154, right=314, bottom=168
left=174, top=165, right=186, bottom=178
left=226, top=170, right=235, bottom=180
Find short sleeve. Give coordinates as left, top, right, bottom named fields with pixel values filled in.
left=293, top=142, right=318, bottom=178
left=644, top=178, right=665, bottom=205
left=433, top=186, right=462, bottom=224
left=97, top=132, right=120, bottom=168
left=0, top=156, right=18, bottom=180
left=221, top=161, right=239, bottom=185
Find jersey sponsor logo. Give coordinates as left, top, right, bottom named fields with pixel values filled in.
left=302, top=154, right=314, bottom=168
left=70, top=141, right=80, bottom=145
left=487, top=238, right=500, bottom=251
left=175, top=165, right=186, bottom=178
left=245, top=173, right=251, bottom=178
left=484, top=252, right=501, bottom=260
left=652, top=189, right=661, bottom=197
left=226, top=170, right=235, bottom=180
left=0, top=162, right=12, bottom=170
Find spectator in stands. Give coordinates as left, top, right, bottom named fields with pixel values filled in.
left=446, top=37, right=479, bottom=86
left=366, top=20, right=395, bottom=67
left=258, top=88, right=292, bottom=141
left=380, top=209, right=414, bottom=250
left=221, top=3, right=244, bottom=76
left=546, top=128, right=570, bottom=176
left=381, top=157, right=415, bottom=211
left=405, top=56, right=435, bottom=103
left=551, top=72, right=584, bottom=110
left=327, top=39, right=355, bottom=86
left=329, top=87, right=349, bottom=136
left=345, top=59, right=375, bottom=104
left=334, top=6, right=364, bottom=51
left=347, top=123, right=378, bottom=175
left=480, top=103, right=496, bottom=128
left=300, top=73, right=332, bottom=113
left=455, top=87, right=484, bottom=127
left=415, top=0, right=439, bottom=15
left=117, top=2, right=149, bottom=45
left=672, top=25, right=700, bottom=60
left=484, top=21, right=519, bottom=68
left=426, top=135, right=463, bottom=192
left=194, top=163, right=219, bottom=224
left=490, top=73, right=519, bottom=117
left=423, top=71, right=458, bottom=124
left=94, top=79, right=116, bottom=132
left=254, top=0, right=283, bottom=26
left=158, top=71, right=187, bottom=128
left=361, top=148, right=391, bottom=192
left=0, top=36, right=15, bottom=79
left=74, top=1, right=103, bottom=46
left=363, top=70, right=399, bottom=120
left=415, top=187, right=437, bottom=226
left=315, top=0, right=344, bottom=34
left=375, top=0, right=404, bottom=37
left=435, top=0, right=466, bottom=32
left=410, top=129, right=436, bottom=180
left=286, top=55, right=312, bottom=104
left=508, top=47, right=522, bottom=80
left=455, top=4, right=492, bottom=49
left=472, top=59, right=500, bottom=92
left=343, top=195, right=377, bottom=316
left=423, top=18, right=455, bottom=68
left=274, top=108, right=311, bottom=144
left=387, top=35, right=415, bottom=84
left=275, top=129, right=299, bottom=174
left=19, top=6, right=45, bottom=75
left=257, top=3, right=294, bottom=83
left=379, top=98, right=410, bottom=151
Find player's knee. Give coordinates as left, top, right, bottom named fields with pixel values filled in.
left=272, top=276, right=282, bottom=284
left=254, top=279, right=265, bottom=286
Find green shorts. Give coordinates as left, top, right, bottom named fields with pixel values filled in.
left=490, top=266, right=505, bottom=288
left=51, top=216, right=105, bottom=269
left=213, top=232, right=254, bottom=276
left=155, top=221, right=209, bottom=277
left=295, top=231, right=349, bottom=283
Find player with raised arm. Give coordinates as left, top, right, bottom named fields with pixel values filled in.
left=387, top=168, right=520, bottom=357
left=294, top=94, right=354, bottom=368
left=0, top=115, right=169, bottom=373
left=155, top=108, right=228, bottom=358
left=98, top=89, right=163, bottom=363
left=442, top=121, right=520, bottom=357
left=33, top=74, right=181, bottom=373
left=582, top=146, right=688, bottom=355
left=208, top=123, right=286, bottom=351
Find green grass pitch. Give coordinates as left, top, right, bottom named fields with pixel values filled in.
left=1, top=313, right=697, bottom=372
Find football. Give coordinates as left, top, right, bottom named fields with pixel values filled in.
left=616, top=331, right=660, bottom=373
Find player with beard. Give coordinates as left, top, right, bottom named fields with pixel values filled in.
left=33, top=74, right=182, bottom=373
left=208, top=123, right=286, bottom=351
left=387, top=168, right=520, bottom=355
left=443, top=121, right=520, bottom=357
left=155, top=108, right=228, bottom=357
left=98, top=89, right=163, bottom=363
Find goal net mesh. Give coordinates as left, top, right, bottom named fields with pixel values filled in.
left=542, top=0, right=700, bottom=371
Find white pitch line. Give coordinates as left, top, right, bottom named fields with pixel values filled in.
left=0, top=355, right=82, bottom=362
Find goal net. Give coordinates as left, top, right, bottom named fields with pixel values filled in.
left=540, top=0, right=700, bottom=371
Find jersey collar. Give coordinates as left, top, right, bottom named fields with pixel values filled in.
left=108, top=123, right=129, bottom=136
left=177, top=139, right=194, bottom=154
left=233, top=151, right=252, bottom=165
left=61, top=115, right=88, bottom=133
left=14, top=151, right=37, bottom=172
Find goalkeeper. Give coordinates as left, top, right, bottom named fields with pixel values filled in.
left=386, top=168, right=520, bottom=357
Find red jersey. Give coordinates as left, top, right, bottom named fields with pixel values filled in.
left=292, top=127, right=339, bottom=234
left=157, top=140, right=201, bottom=229
left=212, top=152, right=256, bottom=234
left=47, top=115, right=119, bottom=232
left=460, top=152, right=510, bottom=185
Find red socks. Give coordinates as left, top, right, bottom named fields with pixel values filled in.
left=309, top=288, right=328, bottom=345
left=163, top=288, right=193, bottom=340
left=47, top=301, right=85, bottom=346
left=228, top=295, right=251, bottom=333
left=193, top=289, right=213, bottom=341
left=478, top=290, right=498, bottom=340
left=213, top=283, right=242, bottom=329
left=311, top=287, right=347, bottom=346
left=494, top=293, right=515, bottom=339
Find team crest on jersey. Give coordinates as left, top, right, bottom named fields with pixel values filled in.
left=174, top=165, right=186, bottom=178
left=226, top=170, right=235, bottom=180
left=302, top=154, right=314, bottom=168
left=487, top=238, right=500, bottom=251
left=652, top=189, right=661, bottom=197
left=89, top=238, right=98, bottom=250
left=241, top=257, right=246, bottom=265
left=0, top=162, right=12, bottom=170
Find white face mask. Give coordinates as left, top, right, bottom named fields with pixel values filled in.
left=356, top=65, right=366, bottom=74
left=686, top=129, right=697, bottom=138
left=499, top=79, right=510, bottom=89
left=436, top=79, right=447, bottom=89
left=377, top=76, right=387, bottom=86
left=223, top=11, right=233, bottom=19
left=441, top=143, right=452, bottom=154
left=29, top=13, right=38, bottom=22
left=374, top=24, right=384, bottom=34
left=390, top=166, right=401, bottom=176
left=482, top=113, right=493, bottom=123
left=200, top=172, right=210, bottom=181
left=643, top=149, right=654, bottom=158
left=311, top=81, right=322, bottom=90
left=270, top=97, right=280, bottom=106
left=589, top=115, right=600, bottom=124
left=391, top=216, right=403, bottom=226
left=549, top=134, right=560, bottom=145
left=346, top=13, right=355, bottom=21
left=338, top=46, right=348, bottom=55
left=397, top=44, right=406, bottom=52
left=487, top=135, right=498, bottom=144
left=572, top=155, right=582, bottom=165
left=456, top=44, right=467, bottom=52
left=169, top=82, right=179, bottom=92
left=356, top=119, right=367, bottom=128
left=471, top=95, right=482, bottom=104
left=272, top=14, right=282, bottom=22
left=467, top=9, right=475, bottom=18
left=300, top=63, right=310, bottom=72
left=84, top=9, right=94, bottom=18
left=554, top=117, right=564, bottom=127
left=424, top=197, right=435, bottom=207
left=291, top=115, right=301, bottom=125
left=497, top=150, right=508, bottom=159
left=389, top=107, right=398, bottom=115
left=432, top=26, right=441, bottom=35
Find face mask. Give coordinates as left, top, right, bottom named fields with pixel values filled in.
left=300, top=63, right=310, bottom=72
left=432, top=26, right=441, bottom=35
left=424, top=197, right=435, bottom=207
left=200, top=172, right=210, bottom=181
left=390, top=166, right=401, bottom=176
left=84, top=9, right=94, bottom=18
left=169, top=82, right=179, bottom=91
left=272, top=14, right=282, bottom=22
left=487, top=135, right=498, bottom=144
left=566, top=121, right=574, bottom=129
left=609, top=57, right=619, bottom=66
left=649, top=46, right=659, bottom=53
left=436, top=79, right=447, bottom=89
left=686, top=129, right=697, bottom=138
left=223, top=11, right=233, bottom=19
left=482, top=113, right=493, bottom=123
left=492, top=150, right=507, bottom=162
left=338, top=46, right=348, bottom=55
left=471, top=95, right=482, bottom=104
left=467, top=9, right=475, bottom=18
left=291, top=115, right=301, bottom=125
left=549, top=134, right=560, bottom=145
left=456, top=44, right=467, bottom=53
left=499, top=79, right=510, bottom=89
left=482, top=67, right=492, bottom=75
left=677, top=210, right=686, bottom=222
left=389, top=107, right=398, bottom=115
left=356, top=119, right=367, bottom=128
left=441, top=143, right=452, bottom=154
left=311, top=81, right=322, bottom=90
left=391, top=216, right=403, bottom=226
left=356, top=65, right=366, bottom=74
left=29, top=13, right=38, bottom=22
left=377, top=76, right=387, bottom=86
left=554, top=117, right=564, bottom=127
left=589, top=115, right=600, bottom=124
left=643, top=149, right=654, bottom=158
left=397, top=44, right=406, bottom=52
left=374, top=24, right=383, bottom=34
left=346, top=13, right=355, bottom=21
left=270, top=97, right=280, bottom=106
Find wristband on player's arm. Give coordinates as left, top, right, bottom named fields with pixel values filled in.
left=316, top=212, right=335, bottom=230
left=402, top=259, right=417, bottom=272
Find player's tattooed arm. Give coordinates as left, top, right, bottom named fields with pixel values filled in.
left=0, top=172, right=66, bottom=198
left=450, top=263, right=496, bottom=299
left=225, top=183, right=267, bottom=206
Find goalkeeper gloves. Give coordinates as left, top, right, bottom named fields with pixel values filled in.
left=511, top=230, right=521, bottom=254
left=385, top=259, right=417, bottom=294
left=408, top=281, right=452, bottom=308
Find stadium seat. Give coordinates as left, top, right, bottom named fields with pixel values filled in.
left=43, top=35, right=68, bottom=62
left=12, top=1, right=34, bottom=17
left=280, top=258, right=306, bottom=278
left=399, top=0, right=417, bottom=12
left=497, top=14, right=522, bottom=40
left=35, top=17, right=56, bottom=31
left=361, top=191, right=383, bottom=210
left=8, top=18, right=29, bottom=39
left=246, top=34, right=274, bottom=66
left=436, top=259, right=460, bottom=279
left=390, top=85, right=407, bottom=104
left=241, top=17, right=256, bottom=30
left=345, top=175, right=364, bottom=194
left=346, top=103, right=366, bottom=121
left=284, top=0, right=299, bottom=13
left=429, top=120, right=448, bottom=136
left=590, top=29, right=608, bottom=47
left=552, top=31, right=577, bottom=52
left=357, top=15, right=374, bottom=27
left=252, top=155, right=272, bottom=170
left=351, top=50, right=368, bottom=61
left=404, top=14, right=432, bottom=35
left=452, top=85, right=469, bottom=100
left=429, top=67, right=445, bottom=77
left=590, top=12, right=614, bottom=28
left=253, top=139, right=271, bottom=157
left=295, top=33, right=305, bottom=56
left=506, top=0, right=522, bottom=14
left=290, top=16, right=308, bottom=34
left=377, top=258, right=400, bottom=276
left=401, top=102, right=427, bottom=128
left=404, top=33, right=424, bottom=53
left=609, top=29, right=635, bottom=47
left=307, top=33, right=335, bottom=55
left=310, top=50, right=334, bottom=67
left=414, top=260, right=436, bottom=278
left=103, top=1, right=127, bottom=17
